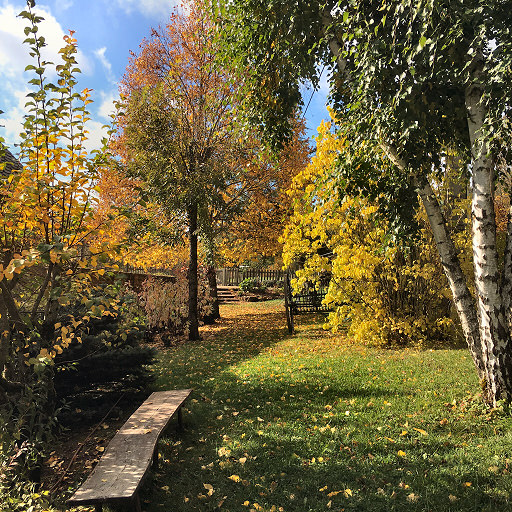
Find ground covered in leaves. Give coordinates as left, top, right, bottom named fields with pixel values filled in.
left=66, top=300, right=512, bottom=512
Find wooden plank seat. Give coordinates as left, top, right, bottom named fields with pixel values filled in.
left=68, top=389, right=192, bottom=512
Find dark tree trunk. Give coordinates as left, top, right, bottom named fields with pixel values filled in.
left=203, top=265, right=220, bottom=324
left=187, top=202, right=200, bottom=341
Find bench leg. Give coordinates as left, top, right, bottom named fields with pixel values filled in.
left=153, top=445, right=159, bottom=469
left=133, top=494, right=142, bottom=512
left=178, top=407, right=184, bottom=431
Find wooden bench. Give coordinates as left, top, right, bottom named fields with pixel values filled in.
left=68, top=389, right=192, bottom=512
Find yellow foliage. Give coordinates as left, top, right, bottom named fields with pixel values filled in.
left=0, top=26, right=124, bottom=373
left=282, top=113, right=459, bottom=346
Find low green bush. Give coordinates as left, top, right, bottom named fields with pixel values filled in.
left=239, top=277, right=264, bottom=293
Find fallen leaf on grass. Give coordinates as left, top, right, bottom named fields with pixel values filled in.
left=413, top=428, right=428, bottom=436
left=203, top=483, right=214, bottom=496
left=228, top=474, right=241, bottom=482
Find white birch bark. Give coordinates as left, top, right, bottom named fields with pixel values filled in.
left=466, top=51, right=512, bottom=405
left=415, top=179, right=485, bottom=377
left=383, top=146, right=484, bottom=379
left=501, top=202, right=512, bottom=327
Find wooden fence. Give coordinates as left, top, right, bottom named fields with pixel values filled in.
left=215, top=267, right=285, bottom=287
left=118, top=264, right=284, bottom=288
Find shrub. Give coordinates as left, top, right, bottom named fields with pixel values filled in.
left=139, top=267, right=213, bottom=342
left=53, top=281, right=155, bottom=423
left=282, top=117, right=460, bottom=347
left=239, top=278, right=263, bottom=293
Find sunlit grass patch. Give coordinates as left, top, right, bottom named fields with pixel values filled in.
left=142, top=301, right=512, bottom=512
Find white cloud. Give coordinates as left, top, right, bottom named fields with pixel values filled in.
left=83, top=119, right=108, bottom=153
left=59, top=0, right=73, bottom=10
left=0, top=2, right=91, bottom=79
left=94, top=46, right=115, bottom=84
left=2, top=106, right=24, bottom=144
left=0, top=2, right=94, bottom=143
left=114, top=0, right=173, bottom=19
left=0, top=80, right=30, bottom=144
left=97, top=90, right=119, bottom=121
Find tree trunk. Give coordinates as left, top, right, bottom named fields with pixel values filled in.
left=382, top=144, right=485, bottom=381
left=466, top=53, right=512, bottom=405
left=187, top=201, right=200, bottom=341
left=203, top=228, right=220, bottom=323
left=415, top=176, right=485, bottom=379
left=501, top=200, right=512, bottom=328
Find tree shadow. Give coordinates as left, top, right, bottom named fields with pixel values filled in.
left=134, top=302, right=510, bottom=511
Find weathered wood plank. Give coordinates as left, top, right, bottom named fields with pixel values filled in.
left=68, top=389, right=192, bottom=505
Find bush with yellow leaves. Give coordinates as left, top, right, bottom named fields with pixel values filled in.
left=282, top=115, right=461, bottom=346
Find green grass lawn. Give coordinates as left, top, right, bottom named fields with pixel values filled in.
left=137, top=300, right=512, bottom=512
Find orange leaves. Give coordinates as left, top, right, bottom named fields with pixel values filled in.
left=219, top=116, right=309, bottom=266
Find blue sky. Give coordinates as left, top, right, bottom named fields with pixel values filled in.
left=0, top=0, right=330, bottom=154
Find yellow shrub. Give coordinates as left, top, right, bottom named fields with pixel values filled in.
left=282, top=114, right=460, bottom=346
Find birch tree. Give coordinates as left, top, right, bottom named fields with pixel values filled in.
left=214, top=0, right=512, bottom=405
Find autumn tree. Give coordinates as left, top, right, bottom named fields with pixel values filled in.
left=0, top=7, right=104, bottom=391
left=116, top=0, right=246, bottom=339
left=219, top=117, right=310, bottom=267
left=214, top=0, right=512, bottom=406
left=0, top=3, right=128, bottom=486
left=283, top=115, right=457, bottom=346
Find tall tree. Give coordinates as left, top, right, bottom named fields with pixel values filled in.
left=0, top=4, right=119, bottom=403
left=116, top=0, right=243, bottom=340
left=214, top=0, right=512, bottom=405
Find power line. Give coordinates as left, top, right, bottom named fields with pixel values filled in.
left=303, top=64, right=326, bottom=116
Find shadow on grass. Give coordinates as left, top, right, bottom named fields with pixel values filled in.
left=135, top=302, right=512, bottom=512
left=152, top=303, right=289, bottom=392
